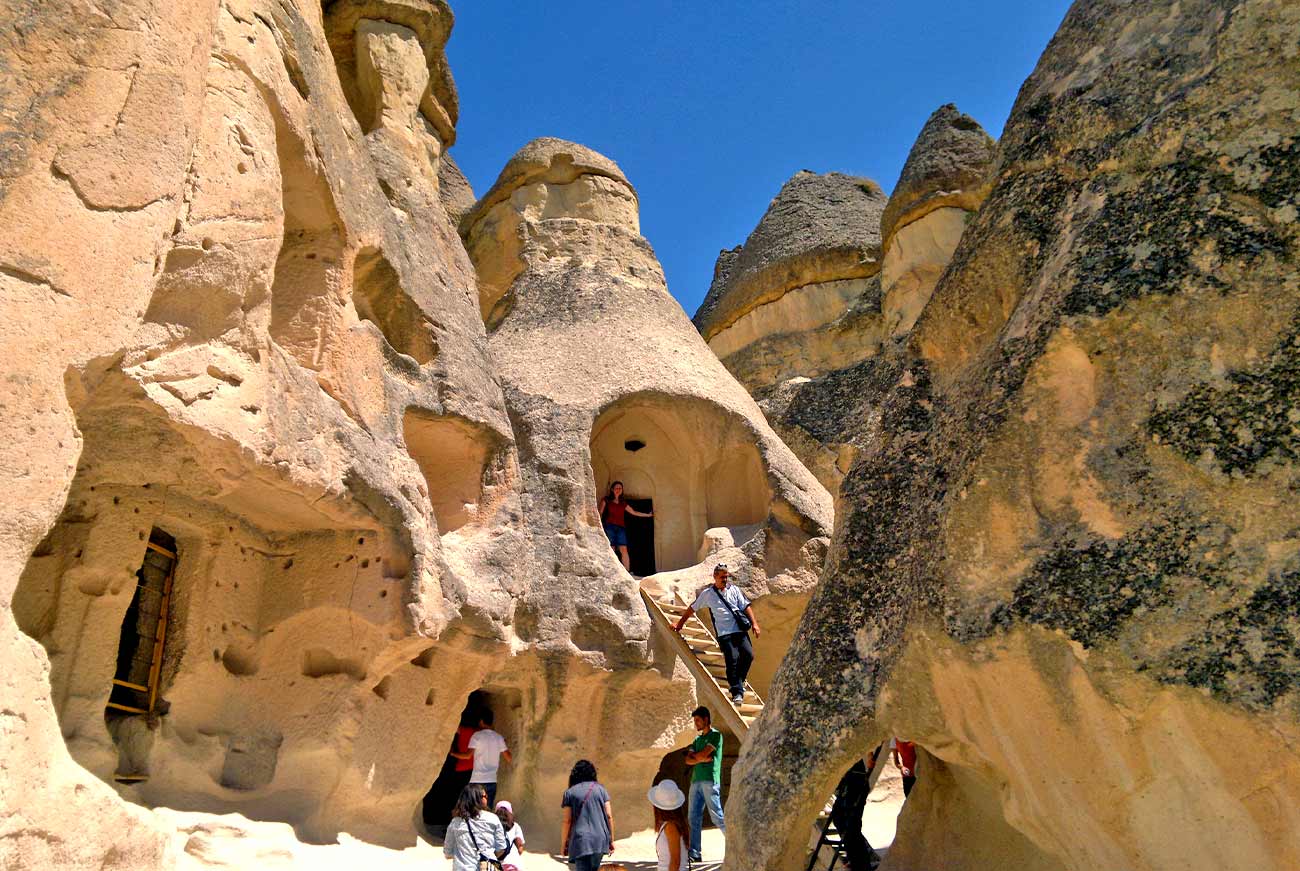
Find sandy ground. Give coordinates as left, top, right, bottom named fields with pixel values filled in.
left=161, top=769, right=907, bottom=869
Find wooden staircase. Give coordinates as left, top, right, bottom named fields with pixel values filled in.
left=641, top=587, right=763, bottom=738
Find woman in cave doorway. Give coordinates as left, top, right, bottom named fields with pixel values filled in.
left=598, top=481, right=653, bottom=572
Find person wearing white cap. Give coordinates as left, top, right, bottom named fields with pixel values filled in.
left=495, top=800, right=526, bottom=871
left=647, top=780, right=689, bottom=871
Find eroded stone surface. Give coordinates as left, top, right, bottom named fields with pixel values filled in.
left=0, top=1, right=816, bottom=865
left=461, top=138, right=833, bottom=703
left=726, top=2, right=1300, bottom=869
left=694, top=111, right=993, bottom=493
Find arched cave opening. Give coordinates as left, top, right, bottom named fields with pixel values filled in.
left=420, top=687, right=524, bottom=836
left=590, top=395, right=772, bottom=575
left=809, top=739, right=935, bottom=868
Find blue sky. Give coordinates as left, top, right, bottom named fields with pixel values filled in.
left=446, top=1, right=1073, bottom=317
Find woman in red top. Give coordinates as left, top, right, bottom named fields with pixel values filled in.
left=598, top=481, right=652, bottom=572
left=892, top=739, right=918, bottom=797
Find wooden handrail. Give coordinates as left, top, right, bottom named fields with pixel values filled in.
left=640, top=587, right=763, bottom=740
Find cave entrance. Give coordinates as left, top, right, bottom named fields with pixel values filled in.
left=625, top=497, right=656, bottom=576
left=105, top=527, right=178, bottom=783
left=420, top=687, right=522, bottom=835
left=590, top=395, right=772, bottom=574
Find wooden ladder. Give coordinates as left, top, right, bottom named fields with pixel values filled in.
left=641, top=587, right=763, bottom=739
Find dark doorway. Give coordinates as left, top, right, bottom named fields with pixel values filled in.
left=420, top=687, right=522, bottom=836
left=422, top=691, right=486, bottom=831
left=626, top=497, right=655, bottom=576
left=107, top=528, right=177, bottom=719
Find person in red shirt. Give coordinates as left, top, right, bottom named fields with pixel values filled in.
left=891, top=739, right=918, bottom=797
left=450, top=717, right=478, bottom=808
left=598, top=481, right=653, bottom=571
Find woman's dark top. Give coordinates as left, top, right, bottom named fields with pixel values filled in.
left=604, top=500, right=627, bottom=527
left=563, top=780, right=611, bottom=858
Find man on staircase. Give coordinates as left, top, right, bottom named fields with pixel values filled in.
left=672, top=564, right=761, bottom=704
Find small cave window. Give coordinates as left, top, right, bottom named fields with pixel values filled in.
left=624, top=439, right=646, bottom=452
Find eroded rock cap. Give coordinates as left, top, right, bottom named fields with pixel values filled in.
left=880, top=103, right=996, bottom=246
left=460, top=137, right=636, bottom=236
left=694, top=171, right=886, bottom=341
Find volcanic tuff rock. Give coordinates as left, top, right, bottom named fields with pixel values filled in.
left=1, top=0, right=537, bottom=859
left=0, top=1, right=828, bottom=866
left=697, top=110, right=994, bottom=491
left=880, top=103, right=995, bottom=338
left=726, top=1, right=1300, bottom=870
left=878, top=103, right=997, bottom=246
left=461, top=136, right=833, bottom=708
left=694, top=170, right=886, bottom=343
left=692, top=173, right=890, bottom=454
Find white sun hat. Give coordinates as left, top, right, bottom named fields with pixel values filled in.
left=647, top=779, right=686, bottom=810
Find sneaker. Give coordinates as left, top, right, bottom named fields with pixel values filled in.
left=689, top=853, right=702, bottom=863
left=731, top=692, right=745, bottom=704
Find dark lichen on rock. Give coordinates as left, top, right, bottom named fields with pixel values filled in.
left=1066, top=153, right=1291, bottom=318
left=992, top=520, right=1228, bottom=647
left=1157, top=568, right=1300, bottom=709
left=1149, top=310, right=1300, bottom=476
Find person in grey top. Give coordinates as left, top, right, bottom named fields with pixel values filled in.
left=561, top=759, right=614, bottom=871
left=444, top=784, right=507, bottom=871
left=673, top=563, right=762, bottom=703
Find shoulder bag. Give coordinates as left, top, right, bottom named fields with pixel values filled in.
left=464, top=815, right=504, bottom=871
left=714, top=585, right=752, bottom=633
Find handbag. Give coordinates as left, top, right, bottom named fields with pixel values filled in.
left=714, top=584, right=752, bottom=633
left=465, top=814, right=504, bottom=871
left=564, top=781, right=601, bottom=856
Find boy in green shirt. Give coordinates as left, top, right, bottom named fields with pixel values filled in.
left=684, top=705, right=725, bottom=861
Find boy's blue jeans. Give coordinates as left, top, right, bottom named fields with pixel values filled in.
left=688, top=779, right=725, bottom=858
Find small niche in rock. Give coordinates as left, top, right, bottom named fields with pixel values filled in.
left=403, top=409, right=504, bottom=535
left=410, top=647, right=436, bottom=668
left=221, top=646, right=259, bottom=677
left=301, top=647, right=366, bottom=680
left=353, top=247, right=438, bottom=364
left=219, top=730, right=283, bottom=791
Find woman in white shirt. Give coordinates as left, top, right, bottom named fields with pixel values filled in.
left=496, top=800, right=526, bottom=870
left=444, top=784, right=507, bottom=871
left=647, top=780, right=688, bottom=871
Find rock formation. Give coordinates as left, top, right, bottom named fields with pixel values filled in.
left=726, top=1, right=1300, bottom=870
left=695, top=111, right=995, bottom=491
left=460, top=136, right=833, bottom=702
left=0, top=2, right=831, bottom=866
left=693, top=171, right=888, bottom=402
left=2, top=0, right=531, bottom=859
left=879, top=103, right=996, bottom=339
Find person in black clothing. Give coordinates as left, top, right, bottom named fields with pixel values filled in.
left=830, top=756, right=881, bottom=871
